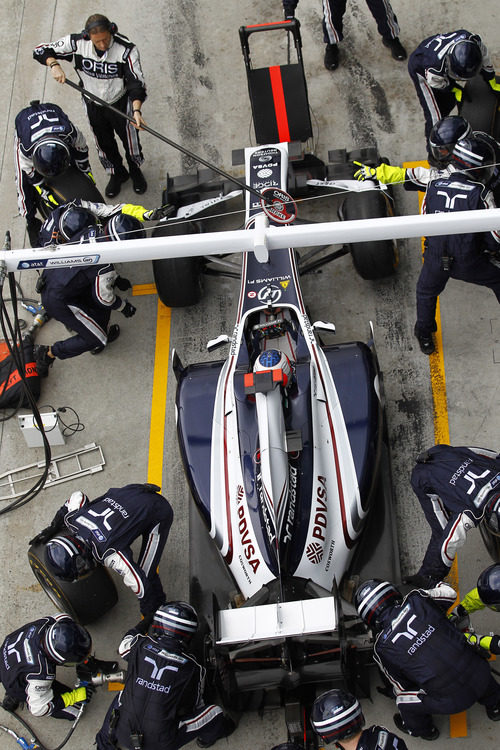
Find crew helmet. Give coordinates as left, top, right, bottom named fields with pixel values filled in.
left=152, top=601, right=198, bottom=643
left=58, top=205, right=98, bottom=242
left=32, top=138, right=70, bottom=178
left=104, top=214, right=146, bottom=241
left=310, top=689, right=365, bottom=743
left=42, top=619, right=91, bottom=665
left=45, top=533, right=95, bottom=581
left=354, top=579, right=402, bottom=630
left=477, top=563, right=500, bottom=612
left=451, top=136, right=495, bottom=182
left=483, top=493, right=500, bottom=536
left=448, top=38, right=482, bottom=80
left=428, top=116, right=472, bottom=166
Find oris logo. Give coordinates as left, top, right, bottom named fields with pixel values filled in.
left=306, top=542, right=323, bottom=564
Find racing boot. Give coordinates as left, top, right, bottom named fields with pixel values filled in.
left=414, top=324, right=435, bottom=355
left=324, top=43, right=339, bottom=71
left=2, top=694, right=20, bottom=712
left=34, top=344, right=55, bottom=377
left=91, top=324, right=120, bottom=355
left=486, top=702, right=500, bottom=721
left=128, top=161, right=147, bottom=194
left=105, top=165, right=129, bottom=198
left=393, top=714, right=439, bottom=741
left=197, top=716, right=236, bottom=748
left=382, top=37, right=407, bottom=61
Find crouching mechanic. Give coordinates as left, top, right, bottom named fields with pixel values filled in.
left=406, top=444, right=500, bottom=587
left=14, top=100, right=93, bottom=247
left=354, top=579, right=500, bottom=740
left=95, top=601, right=236, bottom=750
left=33, top=199, right=168, bottom=376
left=30, top=483, right=174, bottom=617
left=310, top=688, right=408, bottom=749
left=0, top=613, right=113, bottom=720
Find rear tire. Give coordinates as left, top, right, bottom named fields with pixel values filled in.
left=37, top=166, right=105, bottom=220
left=152, top=221, right=204, bottom=307
left=28, top=543, right=118, bottom=625
left=461, top=76, right=497, bottom=135
left=341, top=190, right=398, bottom=280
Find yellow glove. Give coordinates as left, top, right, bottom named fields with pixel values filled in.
left=353, top=161, right=405, bottom=184
left=465, top=632, right=500, bottom=655
left=61, top=687, right=88, bottom=707
left=85, top=171, right=96, bottom=184
left=452, top=86, right=463, bottom=102
left=35, top=185, right=60, bottom=206
left=489, top=77, right=500, bottom=93
left=121, top=204, right=148, bottom=222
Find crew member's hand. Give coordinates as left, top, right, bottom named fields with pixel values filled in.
left=121, top=301, right=136, bottom=318
left=49, top=61, right=66, bottom=84
left=132, top=109, right=146, bottom=130
left=143, top=204, right=174, bottom=221
left=353, top=162, right=377, bottom=181
left=114, top=276, right=132, bottom=291
left=35, top=185, right=60, bottom=207
left=452, top=86, right=463, bottom=102
left=489, top=77, right=500, bottom=93
left=29, top=527, right=55, bottom=546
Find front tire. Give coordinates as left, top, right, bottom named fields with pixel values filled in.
left=28, top=543, right=118, bottom=625
left=341, top=190, right=398, bottom=280
left=152, top=221, right=204, bottom=307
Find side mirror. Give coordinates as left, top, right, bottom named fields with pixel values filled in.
left=207, top=334, right=231, bottom=352
left=312, top=321, right=336, bottom=334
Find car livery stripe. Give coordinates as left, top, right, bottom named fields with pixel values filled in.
left=289, top=250, right=358, bottom=548
left=269, top=66, right=291, bottom=143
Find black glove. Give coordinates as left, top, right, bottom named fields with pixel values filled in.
left=114, top=276, right=132, bottom=291
left=121, top=301, right=136, bottom=318
left=143, top=204, right=174, bottom=221
left=29, top=527, right=53, bottom=546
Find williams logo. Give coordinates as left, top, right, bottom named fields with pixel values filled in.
left=305, top=541, right=323, bottom=564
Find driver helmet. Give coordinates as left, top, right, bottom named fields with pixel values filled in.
left=42, top=619, right=92, bottom=665
left=428, top=116, right=472, bottom=167
left=310, top=689, right=365, bottom=744
left=447, top=38, right=482, bottom=80
left=32, top=138, right=71, bottom=178
left=151, top=601, right=198, bottom=644
left=253, top=349, right=292, bottom=388
left=45, top=533, right=95, bottom=582
left=354, top=579, right=402, bottom=630
left=103, top=213, right=146, bottom=241
left=477, top=563, right=500, bottom=611
left=483, top=493, right=500, bottom=536
left=58, top=205, right=98, bottom=242
left=450, top=137, right=495, bottom=183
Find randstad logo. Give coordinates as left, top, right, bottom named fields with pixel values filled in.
left=407, top=625, right=435, bottom=655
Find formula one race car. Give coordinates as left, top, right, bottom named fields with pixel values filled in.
left=172, top=139, right=401, bottom=723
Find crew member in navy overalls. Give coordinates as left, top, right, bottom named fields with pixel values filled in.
left=95, top=602, right=235, bottom=750
left=408, top=30, right=499, bottom=137
left=30, top=484, right=174, bottom=616
left=354, top=580, right=500, bottom=740
left=406, top=445, right=500, bottom=587
left=413, top=136, right=500, bottom=355
left=14, top=100, right=91, bottom=246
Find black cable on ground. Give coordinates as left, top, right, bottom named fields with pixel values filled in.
left=1, top=702, right=85, bottom=750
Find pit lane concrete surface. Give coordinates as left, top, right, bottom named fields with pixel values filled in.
left=0, top=1, right=499, bottom=748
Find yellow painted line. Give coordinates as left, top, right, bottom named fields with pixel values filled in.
left=147, top=300, right=172, bottom=486
left=404, top=162, right=463, bottom=737
left=133, top=283, right=157, bottom=296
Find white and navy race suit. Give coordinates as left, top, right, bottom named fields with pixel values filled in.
left=373, top=584, right=500, bottom=736
left=56, top=484, right=173, bottom=615
left=33, top=32, right=146, bottom=173
left=0, top=614, right=83, bottom=720
left=95, top=629, right=226, bottom=750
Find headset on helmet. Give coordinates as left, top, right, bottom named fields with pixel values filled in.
left=428, top=116, right=472, bottom=166
left=32, top=138, right=71, bottom=178
left=58, top=205, right=98, bottom=242
left=152, top=601, right=198, bottom=642
left=310, top=689, right=365, bottom=743
left=448, top=38, right=483, bottom=80
left=354, top=579, right=402, bottom=630
left=43, top=620, right=92, bottom=665
left=45, top=533, right=95, bottom=582
left=483, top=493, right=500, bottom=536
left=82, top=15, right=117, bottom=40
left=477, top=563, right=500, bottom=612
left=451, top=136, right=495, bottom=182
left=104, top=214, right=146, bottom=241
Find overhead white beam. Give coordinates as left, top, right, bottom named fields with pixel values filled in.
left=2, top=208, right=500, bottom=271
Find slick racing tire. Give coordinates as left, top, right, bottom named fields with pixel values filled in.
left=37, top=166, right=104, bottom=220
left=461, top=76, right=498, bottom=136
left=341, top=190, right=398, bottom=280
left=28, top=543, right=118, bottom=625
left=152, top=221, right=204, bottom=307
left=479, top=519, right=500, bottom=563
